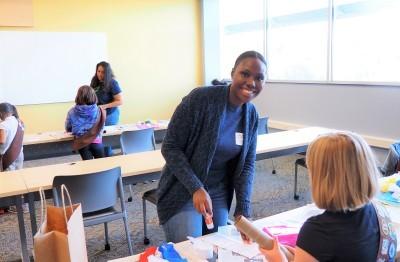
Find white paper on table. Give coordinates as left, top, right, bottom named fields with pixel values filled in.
left=217, top=248, right=245, bottom=262
left=201, top=232, right=260, bottom=258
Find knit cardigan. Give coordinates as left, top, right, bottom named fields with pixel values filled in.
left=156, top=85, right=259, bottom=225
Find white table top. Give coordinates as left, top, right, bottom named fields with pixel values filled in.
left=23, top=121, right=169, bottom=145
left=1, top=126, right=332, bottom=201
left=17, top=150, right=165, bottom=192
left=256, top=127, right=331, bottom=154
left=0, top=172, right=28, bottom=198
left=110, top=204, right=400, bottom=262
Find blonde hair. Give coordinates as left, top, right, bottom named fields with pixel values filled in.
left=306, top=131, right=380, bottom=211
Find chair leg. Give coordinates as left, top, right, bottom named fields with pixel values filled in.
left=123, top=216, right=134, bottom=255
left=294, top=162, right=299, bottom=200
left=128, top=185, right=134, bottom=202
left=271, top=159, right=276, bottom=174
left=143, top=199, right=150, bottom=245
left=104, top=223, right=110, bottom=251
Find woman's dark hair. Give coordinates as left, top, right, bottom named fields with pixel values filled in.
left=90, top=61, right=115, bottom=92
left=233, top=50, right=267, bottom=70
left=11, top=105, right=20, bottom=119
left=75, top=85, right=98, bottom=105
left=0, top=102, right=17, bottom=120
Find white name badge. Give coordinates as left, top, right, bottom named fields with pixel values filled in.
left=235, top=132, right=243, bottom=146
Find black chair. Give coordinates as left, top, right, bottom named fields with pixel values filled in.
left=119, top=128, right=157, bottom=245
left=52, top=167, right=133, bottom=255
left=258, top=116, right=276, bottom=174
left=294, top=157, right=307, bottom=200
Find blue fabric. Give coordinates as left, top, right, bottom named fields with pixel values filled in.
left=206, top=103, right=243, bottom=187
left=93, top=79, right=122, bottom=115
left=297, top=203, right=380, bottom=262
left=65, top=104, right=100, bottom=138
left=158, top=243, right=188, bottom=262
left=162, top=183, right=229, bottom=243
left=157, top=85, right=259, bottom=225
left=105, top=107, right=120, bottom=126
left=78, top=143, right=105, bottom=160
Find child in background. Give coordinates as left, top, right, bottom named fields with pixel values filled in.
left=0, top=102, right=25, bottom=214
left=259, top=132, right=397, bottom=262
left=0, top=102, right=24, bottom=171
left=65, top=85, right=105, bottom=160
left=379, top=141, right=400, bottom=176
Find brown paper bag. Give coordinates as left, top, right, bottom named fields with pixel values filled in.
left=34, top=186, right=88, bottom=262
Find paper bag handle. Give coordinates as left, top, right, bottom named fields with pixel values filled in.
left=38, top=187, right=47, bottom=234
left=60, top=184, right=74, bottom=225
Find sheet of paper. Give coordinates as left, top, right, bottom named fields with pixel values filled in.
left=202, top=233, right=260, bottom=258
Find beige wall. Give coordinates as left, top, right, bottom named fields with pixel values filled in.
left=0, top=0, right=203, bottom=133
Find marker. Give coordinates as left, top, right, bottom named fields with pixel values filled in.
left=204, top=214, right=214, bottom=230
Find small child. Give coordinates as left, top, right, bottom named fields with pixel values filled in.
left=65, top=85, right=105, bottom=160
left=0, top=102, right=24, bottom=171
left=0, top=102, right=25, bottom=214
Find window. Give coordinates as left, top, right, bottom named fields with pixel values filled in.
left=203, top=0, right=400, bottom=85
left=218, top=0, right=266, bottom=79
left=332, top=0, right=400, bottom=83
left=266, top=0, right=329, bottom=81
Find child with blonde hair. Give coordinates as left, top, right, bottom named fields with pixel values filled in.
left=260, top=131, right=397, bottom=262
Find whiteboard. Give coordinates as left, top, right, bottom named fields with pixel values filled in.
left=0, top=31, right=107, bottom=105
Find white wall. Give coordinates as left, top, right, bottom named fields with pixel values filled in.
left=253, top=82, right=400, bottom=146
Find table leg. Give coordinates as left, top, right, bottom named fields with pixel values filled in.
left=16, top=195, right=29, bottom=262
left=27, top=193, right=37, bottom=236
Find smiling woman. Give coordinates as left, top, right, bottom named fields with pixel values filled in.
left=156, top=51, right=267, bottom=243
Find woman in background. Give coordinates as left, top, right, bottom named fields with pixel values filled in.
left=90, top=61, right=123, bottom=125
left=90, top=61, right=123, bottom=156
left=260, top=132, right=397, bottom=262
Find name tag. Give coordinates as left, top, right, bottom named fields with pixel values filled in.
left=235, top=132, right=243, bottom=146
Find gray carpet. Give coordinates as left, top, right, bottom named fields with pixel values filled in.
left=0, top=153, right=314, bottom=262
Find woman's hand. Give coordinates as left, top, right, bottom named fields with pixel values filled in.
left=192, top=188, right=213, bottom=216
left=259, top=237, right=291, bottom=262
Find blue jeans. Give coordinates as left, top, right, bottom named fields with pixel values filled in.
left=78, top=143, right=105, bottom=160
left=162, top=184, right=229, bottom=243
left=104, top=108, right=120, bottom=156
left=105, top=108, right=120, bottom=126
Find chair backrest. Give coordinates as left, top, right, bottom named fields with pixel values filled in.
left=257, top=116, right=269, bottom=135
left=52, top=167, right=122, bottom=214
left=120, top=128, right=156, bottom=155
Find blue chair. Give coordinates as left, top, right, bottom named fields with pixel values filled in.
left=120, top=128, right=156, bottom=202
left=52, top=167, right=133, bottom=255
left=120, top=128, right=157, bottom=245
left=120, top=128, right=156, bottom=155
left=258, top=116, right=276, bottom=174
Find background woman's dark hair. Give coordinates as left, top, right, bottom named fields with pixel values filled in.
left=75, top=85, right=98, bottom=105
left=233, top=50, right=267, bottom=70
left=0, top=102, right=17, bottom=120
left=11, top=105, right=20, bottom=119
left=90, top=61, right=115, bottom=92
